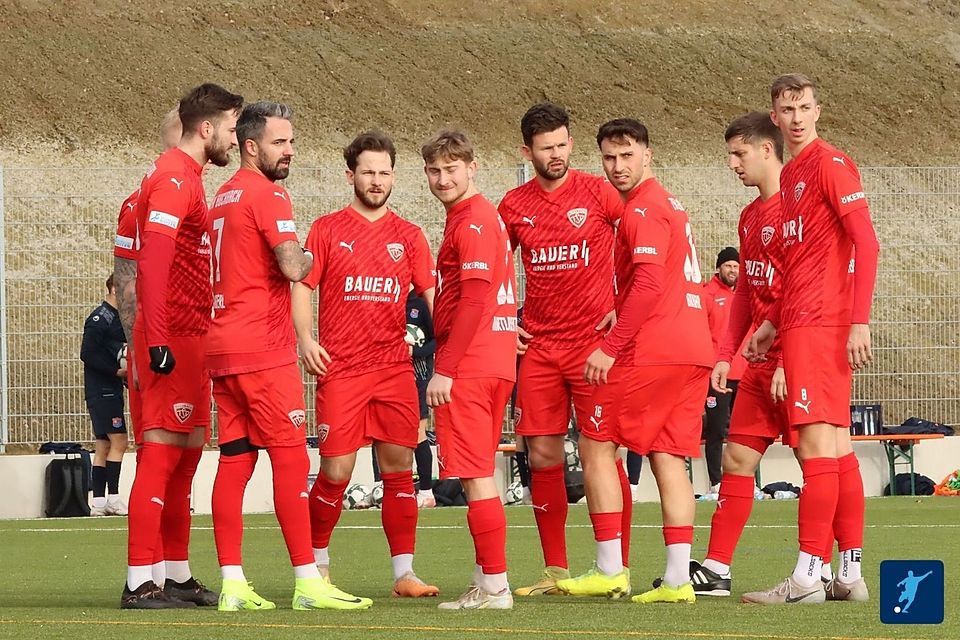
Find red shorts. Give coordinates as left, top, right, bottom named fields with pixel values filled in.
left=781, top=325, right=853, bottom=428
left=133, top=329, right=211, bottom=435
left=126, top=358, right=143, bottom=445
left=435, top=377, right=513, bottom=480
left=315, top=364, right=419, bottom=457
left=213, top=362, right=306, bottom=448
left=583, top=364, right=710, bottom=458
left=728, top=365, right=794, bottom=450
left=515, top=342, right=597, bottom=437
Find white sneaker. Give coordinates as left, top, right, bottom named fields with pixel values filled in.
left=417, top=492, right=436, bottom=508
left=630, top=484, right=641, bottom=503
left=741, top=576, right=826, bottom=605
left=89, top=506, right=107, bottom=517
left=438, top=584, right=513, bottom=610
left=105, top=497, right=128, bottom=516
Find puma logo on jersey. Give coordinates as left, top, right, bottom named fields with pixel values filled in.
left=589, top=416, right=603, bottom=431
left=522, top=215, right=537, bottom=227
left=170, top=177, right=184, bottom=190
left=273, top=191, right=287, bottom=199
left=315, top=496, right=338, bottom=507
left=469, top=224, right=483, bottom=235
left=634, top=207, right=647, bottom=217
left=339, top=241, right=355, bottom=252
left=832, top=156, right=845, bottom=165
left=794, top=400, right=812, bottom=414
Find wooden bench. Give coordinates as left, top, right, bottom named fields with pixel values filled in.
left=849, top=433, right=945, bottom=496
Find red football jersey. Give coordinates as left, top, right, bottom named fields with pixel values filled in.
left=778, top=138, right=867, bottom=330
left=135, top=148, right=211, bottom=343
left=301, top=207, right=435, bottom=381
left=726, top=195, right=784, bottom=370
left=613, top=178, right=712, bottom=367
left=434, top=194, right=518, bottom=381
left=498, top=169, right=622, bottom=349
left=703, top=275, right=747, bottom=379
left=205, top=168, right=303, bottom=377
left=114, top=188, right=139, bottom=261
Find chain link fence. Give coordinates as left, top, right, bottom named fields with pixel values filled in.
left=1, top=163, right=957, bottom=448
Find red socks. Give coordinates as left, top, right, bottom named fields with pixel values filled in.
left=268, top=446, right=315, bottom=567
left=616, top=458, right=632, bottom=568
left=834, top=452, right=865, bottom=552
left=590, top=511, right=621, bottom=542
left=161, top=446, right=202, bottom=562
left=706, top=473, right=756, bottom=565
left=128, top=442, right=182, bottom=566
left=466, top=496, right=507, bottom=574
left=663, top=525, right=694, bottom=545
left=212, top=451, right=257, bottom=567
left=798, top=457, right=840, bottom=556
left=309, top=471, right=348, bottom=549
left=380, top=470, right=418, bottom=557
left=529, top=463, right=569, bottom=569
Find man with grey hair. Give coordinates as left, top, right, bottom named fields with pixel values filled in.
left=205, top=101, right=365, bottom=611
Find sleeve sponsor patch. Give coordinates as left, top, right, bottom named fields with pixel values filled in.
left=277, top=220, right=297, bottom=233
left=147, top=210, right=180, bottom=230
left=114, top=235, right=135, bottom=250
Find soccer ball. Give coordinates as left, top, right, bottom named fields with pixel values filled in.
left=344, top=483, right=369, bottom=510
left=405, top=324, right=426, bottom=348
left=564, top=437, right=580, bottom=471
left=504, top=480, right=523, bottom=505
left=370, top=481, right=384, bottom=508
left=117, top=344, right=128, bottom=370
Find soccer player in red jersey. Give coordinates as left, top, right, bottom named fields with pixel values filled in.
left=497, top=103, right=623, bottom=596
left=701, top=246, right=747, bottom=493
left=557, top=119, right=713, bottom=604
left=674, top=111, right=792, bottom=596
left=742, top=74, right=879, bottom=605
left=421, top=129, right=518, bottom=610
left=206, top=101, right=365, bottom=611
left=293, top=131, right=438, bottom=603
left=121, top=83, right=243, bottom=609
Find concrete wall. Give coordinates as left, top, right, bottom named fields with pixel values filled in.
left=2, top=437, right=958, bottom=520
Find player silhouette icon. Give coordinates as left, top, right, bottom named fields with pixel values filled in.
left=896, top=570, right=933, bottom=613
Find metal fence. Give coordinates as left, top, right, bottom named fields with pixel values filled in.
left=0, top=164, right=957, bottom=449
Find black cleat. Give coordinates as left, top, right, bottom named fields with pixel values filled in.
left=164, top=577, right=219, bottom=606
left=652, top=560, right=732, bottom=597
left=121, top=581, right=197, bottom=609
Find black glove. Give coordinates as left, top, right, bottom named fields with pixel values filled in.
left=149, top=345, right=176, bottom=374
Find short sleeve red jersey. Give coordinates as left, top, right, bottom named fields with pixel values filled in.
left=778, top=138, right=868, bottom=330
left=114, top=189, right=139, bottom=260
left=729, top=195, right=784, bottom=370
left=434, top=194, right=518, bottom=381
left=702, top=275, right=747, bottom=379
left=134, top=148, right=211, bottom=341
left=612, top=178, right=712, bottom=368
left=301, top=207, right=435, bottom=381
left=498, top=169, right=622, bottom=349
left=205, top=168, right=303, bottom=377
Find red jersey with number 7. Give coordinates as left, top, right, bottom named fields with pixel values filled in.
left=434, top=193, right=518, bottom=381
left=301, top=207, right=436, bottom=381
left=613, top=178, right=712, bottom=368
left=205, top=168, right=303, bottom=377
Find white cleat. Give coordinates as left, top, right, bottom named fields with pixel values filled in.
left=741, top=576, right=826, bottom=605
left=438, top=585, right=513, bottom=610
left=105, top=497, right=129, bottom=516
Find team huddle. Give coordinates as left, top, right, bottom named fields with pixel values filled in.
left=111, top=73, right=879, bottom=611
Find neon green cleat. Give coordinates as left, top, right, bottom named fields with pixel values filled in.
left=292, top=576, right=373, bottom=610
left=555, top=564, right=631, bottom=599
left=632, top=582, right=696, bottom=604
left=514, top=566, right=570, bottom=596
left=218, top=579, right=276, bottom=611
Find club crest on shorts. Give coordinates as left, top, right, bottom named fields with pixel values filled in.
left=566, top=207, right=588, bottom=229
left=173, top=402, right=194, bottom=424
left=513, top=407, right=522, bottom=425
left=288, top=409, right=306, bottom=429
left=318, top=423, right=330, bottom=442
left=706, top=396, right=717, bottom=409
left=761, top=225, right=775, bottom=246
left=794, top=181, right=806, bottom=202
left=386, top=243, right=405, bottom=262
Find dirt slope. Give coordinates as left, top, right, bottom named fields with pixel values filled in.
left=0, top=0, right=959, bottom=164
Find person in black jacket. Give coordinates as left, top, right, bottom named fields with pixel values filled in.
left=407, top=288, right=437, bottom=507
left=80, top=274, right=129, bottom=516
